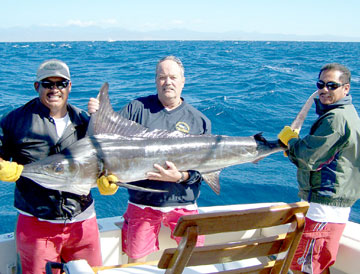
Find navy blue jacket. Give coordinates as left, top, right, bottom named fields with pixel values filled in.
left=119, top=95, right=211, bottom=207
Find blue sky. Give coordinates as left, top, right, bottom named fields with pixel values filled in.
left=1, top=0, right=360, bottom=41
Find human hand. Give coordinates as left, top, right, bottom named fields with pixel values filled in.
left=97, top=175, right=119, bottom=195
left=146, top=161, right=188, bottom=183
left=278, top=126, right=299, bottom=146
left=0, top=160, right=24, bottom=182
left=88, top=98, right=100, bottom=114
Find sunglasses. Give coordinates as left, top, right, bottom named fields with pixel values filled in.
left=316, top=80, right=345, bottom=91
left=39, top=80, right=70, bottom=89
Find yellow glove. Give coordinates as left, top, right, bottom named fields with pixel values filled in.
left=97, top=174, right=119, bottom=195
left=278, top=126, right=299, bottom=146
left=0, top=161, right=24, bottom=182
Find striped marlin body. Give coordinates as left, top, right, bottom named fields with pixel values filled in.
left=21, top=83, right=285, bottom=196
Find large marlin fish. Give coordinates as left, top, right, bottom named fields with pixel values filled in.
left=21, top=83, right=313, bottom=196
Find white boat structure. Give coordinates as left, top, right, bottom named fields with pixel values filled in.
left=1, top=202, right=359, bottom=274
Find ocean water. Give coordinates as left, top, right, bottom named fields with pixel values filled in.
left=0, top=40, right=360, bottom=234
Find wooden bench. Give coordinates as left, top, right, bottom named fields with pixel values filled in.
left=90, top=201, right=309, bottom=274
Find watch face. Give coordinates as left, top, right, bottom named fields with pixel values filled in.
left=176, top=172, right=185, bottom=183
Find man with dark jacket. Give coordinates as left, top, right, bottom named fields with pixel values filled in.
left=278, top=63, right=360, bottom=274
left=0, top=59, right=102, bottom=273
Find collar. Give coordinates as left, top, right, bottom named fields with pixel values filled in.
left=315, top=94, right=352, bottom=116
left=156, top=96, right=186, bottom=113
left=33, top=98, right=86, bottom=127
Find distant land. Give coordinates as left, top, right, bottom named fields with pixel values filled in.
left=1, top=26, right=359, bottom=42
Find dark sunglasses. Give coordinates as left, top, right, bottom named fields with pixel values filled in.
left=39, top=80, right=69, bottom=89
left=316, top=80, right=345, bottom=91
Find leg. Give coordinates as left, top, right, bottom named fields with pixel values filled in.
left=61, top=217, right=102, bottom=266
left=163, top=208, right=205, bottom=246
left=128, top=256, right=147, bottom=263
left=290, top=218, right=345, bottom=274
left=16, top=214, right=64, bottom=274
left=121, top=204, right=162, bottom=263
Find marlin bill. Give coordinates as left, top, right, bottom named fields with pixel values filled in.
left=21, top=83, right=288, bottom=196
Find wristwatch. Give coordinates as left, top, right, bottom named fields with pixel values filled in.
left=176, top=171, right=186, bottom=184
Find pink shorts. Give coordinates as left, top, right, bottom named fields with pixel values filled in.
left=290, top=217, right=346, bottom=274
left=122, top=203, right=205, bottom=259
left=16, top=214, right=102, bottom=274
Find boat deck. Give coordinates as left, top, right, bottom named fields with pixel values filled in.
left=1, top=203, right=359, bottom=273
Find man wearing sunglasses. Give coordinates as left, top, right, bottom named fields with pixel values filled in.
left=0, top=59, right=102, bottom=273
left=278, top=63, right=360, bottom=274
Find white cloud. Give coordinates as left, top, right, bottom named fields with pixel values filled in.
left=65, top=19, right=118, bottom=28
left=103, top=19, right=118, bottom=25
left=67, top=20, right=97, bottom=27
left=171, top=19, right=184, bottom=26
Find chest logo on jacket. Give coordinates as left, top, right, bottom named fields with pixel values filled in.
left=176, top=122, right=190, bottom=133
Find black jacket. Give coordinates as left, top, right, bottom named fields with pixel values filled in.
left=0, top=98, right=93, bottom=220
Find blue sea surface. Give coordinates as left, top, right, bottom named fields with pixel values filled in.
left=0, top=41, right=360, bottom=234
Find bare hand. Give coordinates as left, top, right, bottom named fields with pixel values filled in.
left=88, top=98, right=99, bottom=114
left=146, top=161, right=182, bottom=182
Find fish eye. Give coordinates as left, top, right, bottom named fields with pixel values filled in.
left=53, top=163, right=64, bottom=174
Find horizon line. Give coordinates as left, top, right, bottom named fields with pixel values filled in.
left=2, top=39, right=360, bottom=43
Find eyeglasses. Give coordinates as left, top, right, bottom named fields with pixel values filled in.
left=39, top=80, right=70, bottom=89
left=316, top=80, right=345, bottom=91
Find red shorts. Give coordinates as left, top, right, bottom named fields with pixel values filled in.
left=122, top=203, right=205, bottom=259
left=16, top=214, right=102, bottom=274
left=290, top=217, right=346, bottom=274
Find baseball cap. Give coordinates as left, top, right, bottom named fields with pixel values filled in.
left=36, top=59, right=71, bottom=81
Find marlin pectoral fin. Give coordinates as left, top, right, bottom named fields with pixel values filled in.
left=115, top=181, right=168, bottom=193
left=201, top=171, right=221, bottom=195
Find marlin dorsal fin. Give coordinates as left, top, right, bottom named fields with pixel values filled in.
left=87, top=82, right=149, bottom=137
left=87, top=82, right=187, bottom=139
